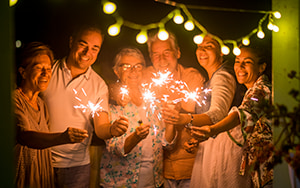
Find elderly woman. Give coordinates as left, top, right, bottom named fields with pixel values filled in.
left=14, top=42, right=88, bottom=188
left=100, top=47, right=173, bottom=188
left=189, top=45, right=273, bottom=187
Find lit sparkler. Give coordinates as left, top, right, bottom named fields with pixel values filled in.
left=73, top=88, right=103, bottom=118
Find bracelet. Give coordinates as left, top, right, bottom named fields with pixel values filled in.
left=185, top=113, right=193, bottom=129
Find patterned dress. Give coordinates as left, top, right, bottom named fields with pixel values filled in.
left=229, top=74, right=273, bottom=187
left=100, top=102, right=170, bottom=188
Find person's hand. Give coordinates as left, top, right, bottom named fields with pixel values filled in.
left=184, top=138, right=199, bottom=153
left=161, top=102, right=181, bottom=125
left=135, top=124, right=150, bottom=139
left=64, top=127, right=89, bottom=143
left=111, top=116, right=129, bottom=137
left=190, top=125, right=211, bottom=142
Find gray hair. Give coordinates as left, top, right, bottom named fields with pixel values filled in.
left=147, top=31, right=180, bottom=57
left=113, top=47, right=146, bottom=71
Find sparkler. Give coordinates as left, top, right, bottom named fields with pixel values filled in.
left=73, top=88, right=103, bottom=118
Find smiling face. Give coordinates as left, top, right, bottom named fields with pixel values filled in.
left=234, top=47, right=266, bottom=89
left=195, top=35, right=222, bottom=70
left=68, top=29, right=103, bottom=73
left=114, top=55, right=144, bottom=86
left=20, top=54, right=52, bottom=92
left=149, top=39, right=180, bottom=73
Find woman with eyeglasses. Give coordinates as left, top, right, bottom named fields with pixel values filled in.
left=100, top=47, right=172, bottom=188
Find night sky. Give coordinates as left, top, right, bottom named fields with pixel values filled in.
left=13, top=0, right=272, bottom=83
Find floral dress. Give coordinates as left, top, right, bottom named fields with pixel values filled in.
left=100, top=102, right=169, bottom=188
left=229, top=75, right=273, bottom=187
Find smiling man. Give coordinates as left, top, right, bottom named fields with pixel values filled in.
left=41, top=24, right=129, bottom=188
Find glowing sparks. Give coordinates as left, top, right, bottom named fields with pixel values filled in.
left=73, top=88, right=103, bottom=117
left=151, top=70, right=173, bottom=87
left=120, top=85, right=129, bottom=100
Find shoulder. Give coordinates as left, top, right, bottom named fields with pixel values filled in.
left=178, top=64, right=205, bottom=81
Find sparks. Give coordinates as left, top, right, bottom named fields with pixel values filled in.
left=120, top=85, right=129, bottom=100
left=73, top=88, right=104, bottom=117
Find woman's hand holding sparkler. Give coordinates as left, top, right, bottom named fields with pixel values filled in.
left=135, top=124, right=150, bottom=139
left=64, top=127, right=89, bottom=143
left=110, top=116, right=129, bottom=137
left=161, top=102, right=181, bottom=125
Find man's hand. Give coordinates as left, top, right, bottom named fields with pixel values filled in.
left=64, top=127, right=89, bottom=143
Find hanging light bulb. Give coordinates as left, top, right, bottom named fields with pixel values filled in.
left=233, top=42, right=241, bottom=56
left=267, top=22, right=274, bottom=30
left=158, top=26, right=169, bottom=41
left=173, top=9, right=184, bottom=24
left=272, top=25, right=279, bottom=32
left=257, top=30, right=265, bottom=39
left=103, top=1, right=117, bottom=14
left=184, top=20, right=194, bottom=31
left=273, top=11, right=281, bottom=19
left=193, top=34, right=205, bottom=44
left=242, top=37, right=250, bottom=46
left=9, top=0, right=18, bottom=7
left=136, top=29, right=148, bottom=44
left=221, top=45, right=230, bottom=55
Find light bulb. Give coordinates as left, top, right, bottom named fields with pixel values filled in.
left=158, top=29, right=169, bottom=41
left=221, top=45, right=230, bottom=55
left=267, top=23, right=274, bottom=30
left=173, top=9, right=184, bottom=24
left=273, top=11, right=281, bottom=19
left=9, top=0, right=18, bottom=7
left=136, top=30, right=148, bottom=44
left=103, top=2, right=117, bottom=14
left=193, top=34, right=204, bottom=44
left=257, top=30, right=265, bottom=39
left=272, top=25, right=279, bottom=32
left=108, top=24, right=120, bottom=36
left=184, top=20, right=194, bottom=31
left=242, top=37, right=250, bottom=46
left=233, top=47, right=241, bottom=56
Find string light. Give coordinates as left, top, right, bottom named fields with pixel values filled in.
left=136, top=29, right=148, bottom=44
left=102, top=0, right=281, bottom=55
left=9, top=0, right=18, bottom=7
left=173, top=9, right=184, bottom=24
left=103, top=1, right=117, bottom=14
left=184, top=20, right=194, bottom=31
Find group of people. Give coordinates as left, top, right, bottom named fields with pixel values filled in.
left=14, top=23, right=273, bottom=188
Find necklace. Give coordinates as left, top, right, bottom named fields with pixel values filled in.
left=18, top=88, right=39, bottom=110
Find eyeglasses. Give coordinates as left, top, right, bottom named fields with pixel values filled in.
left=119, top=63, right=144, bottom=72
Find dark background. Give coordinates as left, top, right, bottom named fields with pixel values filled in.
left=13, top=0, right=272, bottom=83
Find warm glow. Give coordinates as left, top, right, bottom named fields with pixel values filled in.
left=257, top=30, right=265, bottom=39
left=267, top=23, right=274, bottom=30
left=272, top=25, right=279, bottom=32
left=221, top=45, right=230, bottom=55
left=242, top=37, right=250, bottom=46
left=184, top=20, right=194, bottom=31
left=173, top=10, right=184, bottom=24
left=103, top=1, right=116, bottom=14
left=16, top=40, right=22, bottom=48
left=233, top=47, right=241, bottom=56
left=108, top=24, right=121, bottom=36
left=9, top=0, right=18, bottom=7
left=193, top=34, right=204, bottom=44
left=136, top=30, right=148, bottom=44
left=158, top=28, right=169, bottom=41
left=273, top=11, right=281, bottom=19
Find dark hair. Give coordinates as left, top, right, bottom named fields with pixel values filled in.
left=16, top=42, right=54, bottom=86
left=71, top=24, right=104, bottom=42
left=238, top=39, right=272, bottom=78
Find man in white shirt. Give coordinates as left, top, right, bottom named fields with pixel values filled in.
left=41, top=24, right=128, bottom=188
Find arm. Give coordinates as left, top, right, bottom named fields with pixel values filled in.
left=189, top=111, right=240, bottom=141
left=17, top=127, right=88, bottom=149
